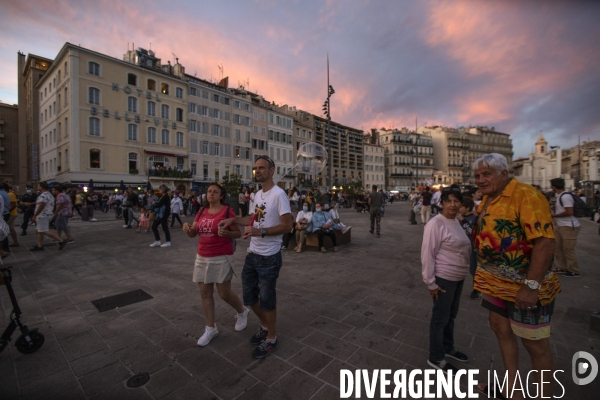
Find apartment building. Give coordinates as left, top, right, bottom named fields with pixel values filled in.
left=363, top=143, right=385, bottom=191
left=17, top=52, right=53, bottom=188
left=372, top=128, right=434, bottom=191
left=277, top=105, right=316, bottom=188
left=0, top=102, right=19, bottom=186
left=37, top=43, right=190, bottom=191
left=267, top=108, right=294, bottom=189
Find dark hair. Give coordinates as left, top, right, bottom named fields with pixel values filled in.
left=550, top=178, right=565, bottom=190
left=205, top=182, right=227, bottom=206
left=39, top=181, right=49, bottom=190
left=441, top=185, right=463, bottom=203
left=461, top=196, right=475, bottom=210
left=53, top=184, right=64, bottom=192
left=372, top=185, right=378, bottom=191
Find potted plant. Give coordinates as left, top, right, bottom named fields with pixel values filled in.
left=129, top=168, right=139, bottom=175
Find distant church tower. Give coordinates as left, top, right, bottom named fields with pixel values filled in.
left=535, top=134, right=547, bottom=155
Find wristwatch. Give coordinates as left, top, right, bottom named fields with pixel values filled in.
left=523, top=279, right=541, bottom=290
left=261, top=227, right=267, bottom=238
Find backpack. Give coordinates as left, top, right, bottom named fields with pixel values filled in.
left=197, top=206, right=237, bottom=251
left=559, top=192, right=588, bottom=218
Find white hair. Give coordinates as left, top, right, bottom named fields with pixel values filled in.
left=472, top=153, right=509, bottom=173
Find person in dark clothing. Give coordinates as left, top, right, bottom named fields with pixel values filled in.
left=149, top=185, right=172, bottom=247
left=20, top=187, right=38, bottom=236
left=122, top=187, right=139, bottom=229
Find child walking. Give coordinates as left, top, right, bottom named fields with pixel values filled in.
left=137, top=206, right=149, bottom=233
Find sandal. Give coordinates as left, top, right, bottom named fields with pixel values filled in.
left=320, top=247, right=326, bottom=253
left=296, top=246, right=302, bottom=253
left=334, top=247, right=339, bottom=252
left=476, top=383, right=506, bottom=400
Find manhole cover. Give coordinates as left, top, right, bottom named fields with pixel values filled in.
left=127, top=373, right=150, bottom=388
left=91, top=289, right=153, bottom=312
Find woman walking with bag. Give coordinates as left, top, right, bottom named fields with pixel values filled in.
left=149, top=185, right=172, bottom=248
left=183, top=182, right=248, bottom=346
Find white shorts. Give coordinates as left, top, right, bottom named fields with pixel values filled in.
left=192, top=255, right=234, bottom=284
left=36, top=216, right=51, bottom=233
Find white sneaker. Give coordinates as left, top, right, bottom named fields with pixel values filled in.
left=160, top=242, right=171, bottom=247
left=197, top=325, right=218, bottom=346
left=90, top=218, right=98, bottom=222
left=149, top=241, right=161, bottom=247
left=122, top=224, right=128, bottom=228
left=235, top=307, right=250, bottom=331
left=342, top=226, right=351, bottom=234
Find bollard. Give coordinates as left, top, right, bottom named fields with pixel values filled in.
left=82, top=205, right=89, bottom=221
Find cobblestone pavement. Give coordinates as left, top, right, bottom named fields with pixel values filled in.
left=1, top=203, right=599, bottom=399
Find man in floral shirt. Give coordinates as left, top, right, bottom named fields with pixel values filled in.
left=52, top=184, right=74, bottom=244
left=473, top=153, right=558, bottom=399
left=31, top=182, right=67, bottom=251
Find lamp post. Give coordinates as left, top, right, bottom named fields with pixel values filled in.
left=322, top=59, right=335, bottom=190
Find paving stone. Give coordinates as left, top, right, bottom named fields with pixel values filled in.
left=158, top=335, right=197, bottom=358
left=94, top=317, right=136, bottom=338
left=20, top=369, right=79, bottom=399
left=59, top=330, right=108, bottom=361
left=145, top=364, right=194, bottom=399
left=234, top=382, right=288, bottom=400
left=308, top=316, right=354, bottom=338
left=162, top=380, right=221, bottom=400
left=130, top=351, right=174, bottom=375
left=0, top=378, right=20, bottom=399
left=244, top=355, right=293, bottom=385
left=340, top=313, right=375, bottom=329
left=364, top=319, right=402, bottom=339
left=78, top=361, right=131, bottom=396
left=390, top=344, right=431, bottom=369
left=270, top=368, right=323, bottom=400
left=70, top=348, right=120, bottom=377
left=105, top=329, right=147, bottom=351
left=132, top=312, right=171, bottom=334
left=144, top=324, right=184, bottom=345
left=204, top=366, right=257, bottom=399
left=176, top=347, right=234, bottom=381
left=310, top=384, right=341, bottom=400
left=288, top=347, right=333, bottom=375
left=342, top=328, right=401, bottom=356
left=346, top=347, right=402, bottom=370
left=317, top=359, right=357, bottom=389
left=224, top=342, right=264, bottom=369
left=14, top=349, right=69, bottom=386
left=301, top=331, right=359, bottom=361
left=86, top=309, right=121, bottom=325
left=115, top=338, right=161, bottom=365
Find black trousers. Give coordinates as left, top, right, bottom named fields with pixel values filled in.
left=21, top=209, right=34, bottom=232
left=170, top=213, right=182, bottom=227
left=152, top=215, right=171, bottom=242
left=315, top=229, right=336, bottom=248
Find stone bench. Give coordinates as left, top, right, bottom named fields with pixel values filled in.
left=305, top=228, right=352, bottom=248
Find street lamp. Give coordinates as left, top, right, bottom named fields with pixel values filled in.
left=323, top=83, right=335, bottom=190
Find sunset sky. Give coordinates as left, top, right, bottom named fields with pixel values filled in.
left=1, top=0, right=599, bottom=158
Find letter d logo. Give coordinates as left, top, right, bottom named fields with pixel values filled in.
left=572, top=351, right=598, bottom=385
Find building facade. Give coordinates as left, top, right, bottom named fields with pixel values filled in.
left=372, top=128, right=435, bottom=191
left=0, top=102, right=19, bottom=187
left=363, top=143, right=385, bottom=191
left=17, top=52, right=53, bottom=189
left=267, top=108, right=294, bottom=189
left=277, top=105, right=316, bottom=188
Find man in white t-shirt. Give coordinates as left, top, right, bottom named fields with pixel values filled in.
left=431, top=189, right=442, bottom=216
left=550, top=178, right=580, bottom=277
left=219, top=155, right=293, bottom=359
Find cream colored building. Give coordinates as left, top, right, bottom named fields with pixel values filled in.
left=363, top=143, right=385, bottom=191
left=417, top=125, right=513, bottom=186
left=0, top=102, right=19, bottom=186
left=267, top=108, right=294, bottom=189
left=277, top=105, right=315, bottom=188
left=37, top=43, right=190, bottom=192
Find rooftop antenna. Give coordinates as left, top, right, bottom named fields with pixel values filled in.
left=149, top=42, right=152, bottom=50
left=218, top=64, right=224, bottom=81
left=172, top=53, right=178, bottom=64
left=194, top=70, right=197, bottom=77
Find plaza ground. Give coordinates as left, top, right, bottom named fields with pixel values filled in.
left=1, top=202, right=599, bottom=399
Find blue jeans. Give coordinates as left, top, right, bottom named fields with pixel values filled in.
left=429, top=276, right=464, bottom=362
left=242, top=251, right=282, bottom=311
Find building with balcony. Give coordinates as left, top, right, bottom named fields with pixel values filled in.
left=267, top=108, right=294, bottom=189
left=372, top=128, right=434, bottom=191
left=363, top=143, right=385, bottom=191
left=36, top=43, right=191, bottom=192
left=277, top=105, right=316, bottom=189
left=0, top=102, right=19, bottom=187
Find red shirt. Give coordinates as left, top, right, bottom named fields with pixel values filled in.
left=194, top=206, right=236, bottom=257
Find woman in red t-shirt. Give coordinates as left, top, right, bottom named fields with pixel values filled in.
left=183, top=182, right=248, bottom=346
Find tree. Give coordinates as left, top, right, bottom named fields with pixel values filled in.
left=221, top=172, right=242, bottom=196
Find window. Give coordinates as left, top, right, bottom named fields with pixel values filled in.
left=235, top=129, right=241, bottom=141
left=88, top=62, right=100, bottom=76
left=88, top=87, right=100, bottom=105
left=191, top=162, right=197, bottom=176
left=64, top=88, right=68, bottom=105
left=89, top=117, right=100, bottom=136
left=246, top=131, right=251, bottom=142
left=214, top=143, right=220, bottom=156
left=202, top=141, right=208, bottom=154
left=176, top=108, right=183, bottom=122
left=176, top=87, right=183, bottom=98
left=147, top=101, right=156, bottom=116
left=128, top=124, right=138, bottom=141
left=129, top=153, right=138, bottom=172
left=128, top=97, right=137, bottom=113
left=212, top=94, right=219, bottom=103
left=147, top=127, right=156, bottom=143
left=212, top=125, right=220, bottom=136
left=57, top=122, right=61, bottom=139
left=127, top=73, right=137, bottom=86
left=58, top=70, right=61, bottom=81
left=161, top=83, right=169, bottom=95
left=65, top=117, right=68, bottom=136
left=202, top=90, right=208, bottom=99
left=161, top=104, right=169, bottom=119
left=189, top=87, right=197, bottom=96
left=161, top=129, right=170, bottom=145
left=203, top=162, right=209, bottom=178
left=64, top=61, right=68, bottom=75
left=65, top=149, right=68, bottom=169
left=147, top=79, right=156, bottom=91
left=176, top=132, right=184, bottom=147
left=90, top=148, right=101, bottom=169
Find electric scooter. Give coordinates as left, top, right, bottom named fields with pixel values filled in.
left=0, top=266, right=44, bottom=354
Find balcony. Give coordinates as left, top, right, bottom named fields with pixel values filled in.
left=391, top=173, right=413, bottom=177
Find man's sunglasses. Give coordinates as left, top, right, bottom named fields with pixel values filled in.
left=256, top=155, right=275, bottom=167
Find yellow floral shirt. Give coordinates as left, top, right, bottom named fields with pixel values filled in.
left=474, top=178, right=560, bottom=305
